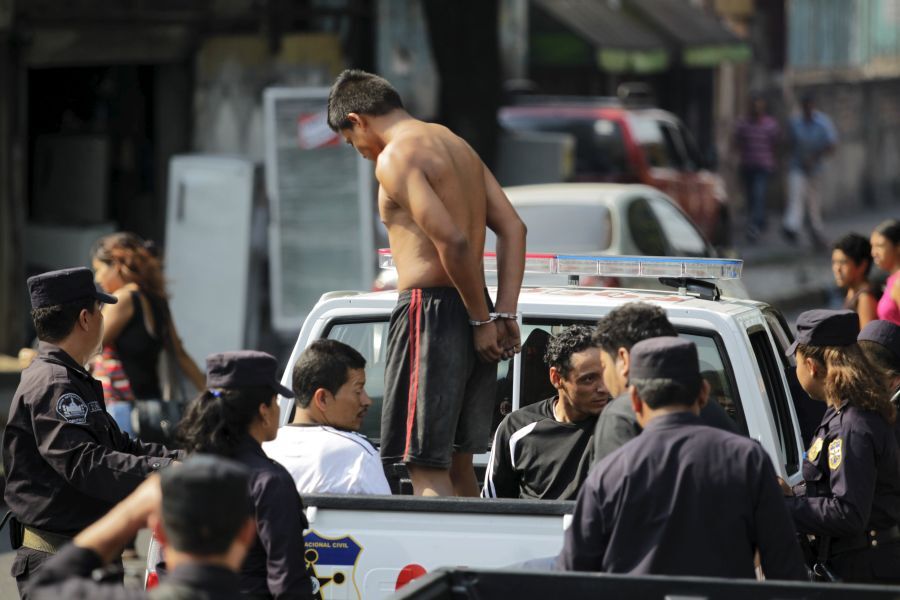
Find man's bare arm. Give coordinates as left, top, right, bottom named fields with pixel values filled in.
left=377, top=151, right=502, bottom=361
left=484, top=166, right=526, bottom=314
left=484, top=165, right=526, bottom=358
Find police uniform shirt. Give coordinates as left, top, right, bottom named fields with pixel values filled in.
left=482, top=397, right=597, bottom=500
left=591, top=392, right=738, bottom=465
left=233, top=436, right=315, bottom=599
left=2, top=342, right=180, bottom=536
left=787, top=403, right=900, bottom=538
left=263, top=424, right=391, bottom=495
left=558, top=412, right=807, bottom=580
left=28, top=544, right=244, bottom=600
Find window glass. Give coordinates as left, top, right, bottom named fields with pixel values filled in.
left=499, top=114, right=629, bottom=178
left=627, top=197, right=668, bottom=255
left=659, top=122, right=690, bottom=170
left=679, top=123, right=704, bottom=170
left=486, top=204, right=612, bottom=253
left=627, top=115, right=678, bottom=168
left=646, top=196, right=710, bottom=256
left=748, top=327, right=800, bottom=475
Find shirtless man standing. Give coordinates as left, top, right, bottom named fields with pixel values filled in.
left=327, top=69, right=526, bottom=496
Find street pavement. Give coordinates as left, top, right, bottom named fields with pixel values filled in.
left=733, top=202, right=899, bottom=316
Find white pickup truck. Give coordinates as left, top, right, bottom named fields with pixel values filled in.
left=273, top=255, right=813, bottom=599
left=148, top=255, right=814, bottom=599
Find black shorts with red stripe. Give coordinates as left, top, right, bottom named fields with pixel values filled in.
left=381, top=287, right=497, bottom=469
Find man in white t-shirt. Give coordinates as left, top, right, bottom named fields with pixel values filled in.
left=264, top=340, right=391, bottom=495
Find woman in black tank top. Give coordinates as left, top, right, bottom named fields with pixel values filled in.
left=91, top=233, right=205, bottom=429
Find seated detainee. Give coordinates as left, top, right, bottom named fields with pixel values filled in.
left=482, top=326, right=610, bottom=500
left=264, top=340, right=391, bottom=495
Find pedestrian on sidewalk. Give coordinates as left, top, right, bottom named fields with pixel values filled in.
left=783, top=92, right=838, bottom=248
left=733, top=93, right=779, bottom=243
left=832, top=233, right=877, bottom=328
left=871, top=220, right=900, bottom=326
left=91, top=232, right=205, bottom=444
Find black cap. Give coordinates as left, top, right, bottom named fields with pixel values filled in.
left=206, top=350, right=294, bottom=398
left=629, top=336, right=700, bottom=388
left=858, top=320, right=900, bottom=364
left=160, top=454, right=253, bottom=555
left=786, top=309, right=859, bottom=356
left=27, top=267, right=118, bottom=309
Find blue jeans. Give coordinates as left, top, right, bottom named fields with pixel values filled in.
left=106, top=402, right=134, bottom=437
left=741, top=166, right=771, bottom=233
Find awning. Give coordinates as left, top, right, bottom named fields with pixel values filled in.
left=532, top=0, right=670, bottom=73
left=626, top=0, right=751, bottom=67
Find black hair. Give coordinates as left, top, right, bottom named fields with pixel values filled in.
left=543, top=325, right=597, bottom=378
left=292, top=339, right=367, bottom=408
left=176, top=386, right=274, bottom=457
left=592, top=302, right=677, bottom=357
left=631, top=377, right=700, bottom=409
left=833, top=232, right=873, bottom=277
left=327, top=69, right=404, bottom=131
left=875, top=219, right=900, bottom=246
left=31, top=298, right=98, bottom=343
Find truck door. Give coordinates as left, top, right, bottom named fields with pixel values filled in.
left=626, top=115, right=686, bottom=204
left=746, top=323, right=803, bottom=483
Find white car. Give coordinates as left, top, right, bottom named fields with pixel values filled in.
left=376, top=183, right=746, bottom=297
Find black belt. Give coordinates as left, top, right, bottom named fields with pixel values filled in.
left=830, top=524, right=900, bottom=556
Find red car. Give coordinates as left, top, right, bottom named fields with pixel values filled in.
left=499, top=100, right=729, bottom=246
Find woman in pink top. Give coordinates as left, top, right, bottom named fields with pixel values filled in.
left=871, top=220, right=900, bottom=325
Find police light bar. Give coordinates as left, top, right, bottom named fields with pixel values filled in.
left=377, top=250, right=742, bottom=280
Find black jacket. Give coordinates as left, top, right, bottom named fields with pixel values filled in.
left=2, top=342, right=180, bottom=536
left=30, top=544, right=244, bottom=599
left=560, top=412, right=807, bottom=580
left=233, top=436, right=314, bottom=599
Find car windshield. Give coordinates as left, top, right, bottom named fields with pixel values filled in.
left=485, top=203, right=612, bottom=253
left=499, top=113, right=629, bottom=179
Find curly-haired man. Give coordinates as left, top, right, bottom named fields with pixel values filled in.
left=482, top=326, right=609, bottom=500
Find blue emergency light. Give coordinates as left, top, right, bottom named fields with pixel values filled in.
left=377, top=250, right=743, bottom=280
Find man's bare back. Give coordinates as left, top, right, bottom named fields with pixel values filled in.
left=328, top=69, right=526, bottom=496
left=377, top=121, right=487, bottom=291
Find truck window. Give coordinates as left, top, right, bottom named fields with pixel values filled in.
left=325, top=319, right=512, bottom=444
left=514, top=319, right=746, bottom=436
left=627, top=115, right=679, bottom=169
left=748, top=326, right=801, bottom=474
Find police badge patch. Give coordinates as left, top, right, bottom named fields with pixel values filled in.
left=57, top=393, right=89, bottom=424
left=828, top=438, right=843, bottom=470
left=807, top=437, right=824, bottom=462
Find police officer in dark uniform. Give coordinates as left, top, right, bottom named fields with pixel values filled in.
left=557, top=337, right=807, bottom=580
left=3, top=268, right=182, bottom=597
left=29, top=454, right=256, bottom=599
left=782, top=309, right=900, bottom=583
left=176, top=351, right=315, bottom=599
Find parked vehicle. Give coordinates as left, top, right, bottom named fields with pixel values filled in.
left=376, top=183, right=746, bottom=297
left=148, top=256, right=805, bottom=598
left=499, top=98, right=729, bottom=246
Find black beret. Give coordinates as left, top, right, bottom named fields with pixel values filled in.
left=27, top=267, right=118, bottom=309
left=786, top=309, right=859, bottom=356
left=160, top=454, right=253, bottom=554
left=858, top=320, right=900, bottom=364
left=629, top=336, right=700, bottom=388
left=206, top=350, right=294, bottom=398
